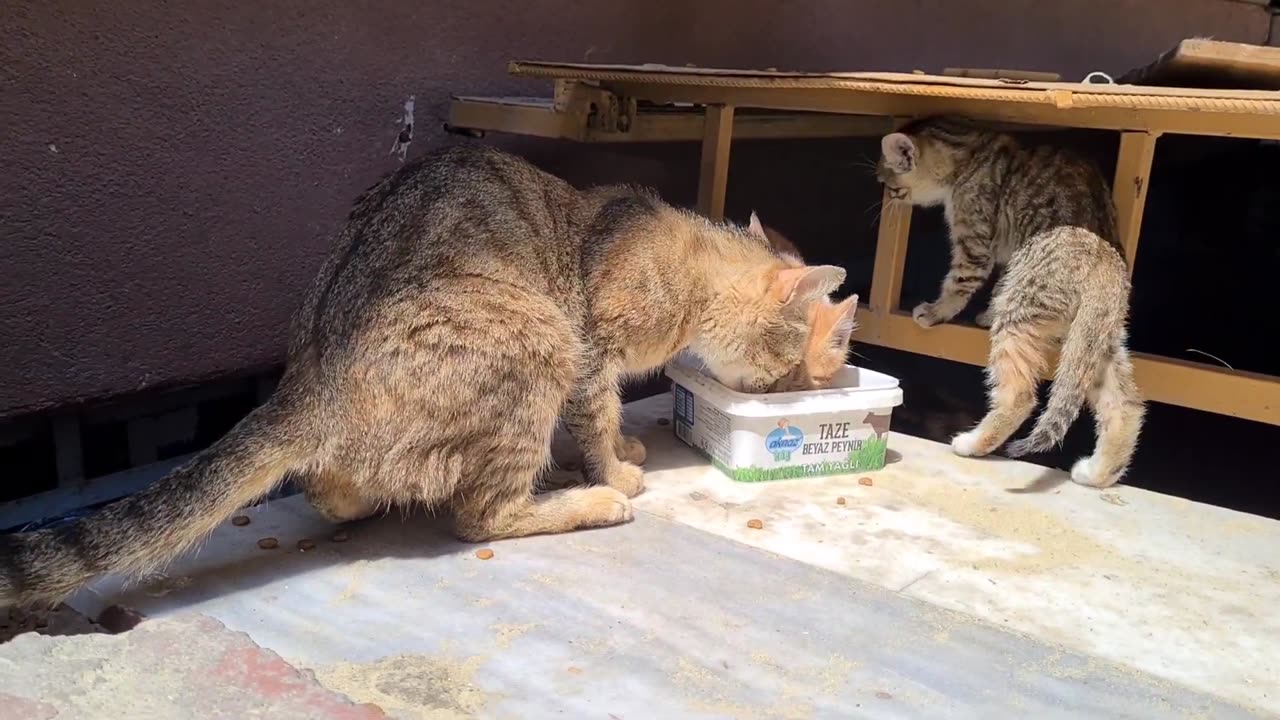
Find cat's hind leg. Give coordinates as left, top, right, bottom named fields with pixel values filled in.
left=453, top=439, right=633, bottom=541
left=303, top=470, right=378, bottom=522
left=1072, top=347, right=1144, bottom=488
left=951, top=319, right=1055, bottom=458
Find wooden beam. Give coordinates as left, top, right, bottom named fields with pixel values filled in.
left=599, top=82, right=1280, bottom=141
left=697, top=105, right=734, bottom=219
left=1112, top=131, right=1159, bottom=273
left=851, top=312, right=1280, bottom=425
left=448, top=97, right=892, bottom=143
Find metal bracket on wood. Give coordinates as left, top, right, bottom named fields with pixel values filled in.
left=553, top=80, right=637, bottom=134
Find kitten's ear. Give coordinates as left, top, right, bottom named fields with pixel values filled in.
left=748, top=211, right=769, bottom=242
left=827, top=294, right=860, bottom=348
left=769, top=265, right=846, bottom=306
left=881, top=133, right=917, bottom=173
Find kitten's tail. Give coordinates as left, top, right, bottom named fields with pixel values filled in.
left=1006, top=271, right=1128, bottom=457
left=0, top=396, right=309, bottom=608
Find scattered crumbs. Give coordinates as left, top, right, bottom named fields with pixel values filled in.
left=476, top=549, right=495, bottom=560
left=331, top=529, right=350, bottom=543
left=297, top=538, right=317, bottom=551
left=859, top=477, right=874, bottom=487
left=657, top=417, right=671, bottom=426
left=746, top=519, right=764, bottom=530
left=490, top=622, right=537, bottom=649
left=256, top=537, right=278, bottom=550
left=876, top=691, right=893, bottom=700
left=836, top=497, right=847, bottom=505
left=314, top=652, right=488, bottom=719
left=231, top=515, right=250, bottom=527
left=1101, top=493, right=1128, bottom=506
left=567, top=666, right=584, bottom=675
left=689, top=491, right=706, bottom=501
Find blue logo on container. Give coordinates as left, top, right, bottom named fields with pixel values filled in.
left=764, top=419, right=804, bottom=461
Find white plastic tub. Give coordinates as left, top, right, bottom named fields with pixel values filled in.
left=665, top=360, right=904, bottom=482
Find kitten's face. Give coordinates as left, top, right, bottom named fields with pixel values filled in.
left=769, top=295, right=859, bottom=392
left=697, top=215, right=845, bottom=393
left=876, top=131, right=953, bottom=207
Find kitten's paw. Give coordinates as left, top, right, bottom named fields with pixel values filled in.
left=1070, top=456, right=1119, bottom=489
left=606, top=461, right=646, bottom=498
left=912, top=302, right=942, bottom=328
left=615, top=435, right=647, bottom=465
left=975, top=309, right=994, bottom=329
left=950, top=429, right=988, bottom=457
left=577, top=486, right=635, bottom=528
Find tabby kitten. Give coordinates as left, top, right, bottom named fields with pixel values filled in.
left=876, top=117, right=1144, bottom=488
left=1, top=145, right=845, bottom=606
left=754, top=218, right=859, bottom=392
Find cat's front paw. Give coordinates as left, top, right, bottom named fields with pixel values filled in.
left=606, top=461, right=646, bottom=498
left=975, top=309, right=994, bottom=329
left=615, top=435, right=647, bottom=465
left=912, top=302, right=943, bottom=328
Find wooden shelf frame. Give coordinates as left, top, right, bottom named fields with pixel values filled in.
left=456, top=63, right=1280, bottom=425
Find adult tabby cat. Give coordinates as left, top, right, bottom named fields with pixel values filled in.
left=0, top=145, right=845, bottom=606
left=876, top=117, right=1144, bottom=488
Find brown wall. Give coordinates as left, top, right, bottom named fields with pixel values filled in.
left=0, top=0, right=1270, bottom=418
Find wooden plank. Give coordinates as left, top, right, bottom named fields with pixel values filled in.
left=448, top=97, right=891, bottom=142
left=851, top=313, right=1280, bottom=425
left=595, top=83, right=1280, bottom=140
left=448, top=96, right=584, bottom=141
left=943, top=68, right=1061, bottom=82
left=867, top=194, right=912, bottom=333
left=696, top=105, right=734, bottom=220
left=1117, top=39, right=1280, bottom=90
left=1112, top=131, right=1159, bottom=274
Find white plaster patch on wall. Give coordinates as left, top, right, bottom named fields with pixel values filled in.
left=389, top=95, right=415, bottom=162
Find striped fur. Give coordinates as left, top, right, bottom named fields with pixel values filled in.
left=876, top=117, right=1144, bottom=488
left=1, top=145, right=844, bottom=608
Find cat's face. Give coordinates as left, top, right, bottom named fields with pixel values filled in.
left=769, top=295, right=859, bottom=392
left=876, top=131, right=953, bottom=207
left=695, top=215, right=846, bottom=393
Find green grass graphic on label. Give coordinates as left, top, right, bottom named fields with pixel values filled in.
left=703, top=434, right=889, bottom=483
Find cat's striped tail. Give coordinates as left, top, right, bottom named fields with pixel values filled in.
left=1006, top=269, right=1128, bottom=457
left=0, top=397, right=308, bottom=608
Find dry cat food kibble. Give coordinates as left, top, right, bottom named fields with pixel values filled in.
left=231, top=515, right=250, bottom=527
left=331, top=529, right=350, bottom=543
left=746, top=519, right=764, bottom=530
left=836, top=496, right=847, bottom=505
left=657, top=417, right=670, bottom=426
left=859, top=477, right=874, bottom=487
left=297, top=539, right=317, bottom=551
left=257, top=537, right=279, bottom=550
left=475, top=549, right=495, bottom=560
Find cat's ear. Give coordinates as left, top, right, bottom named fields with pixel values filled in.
left=747, top=211, right=769, bottom=243
left=881, top=133, right=917, bottom=173
left=755, top=216, right=804, bottom=260
left=826, top=294, right=860, bottom=349
left=769, top=265, right=846, bottom=306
